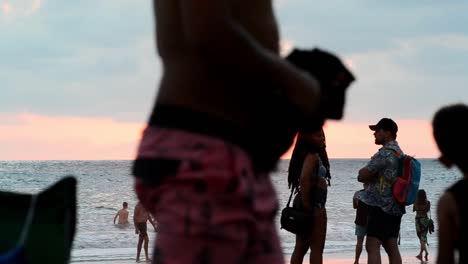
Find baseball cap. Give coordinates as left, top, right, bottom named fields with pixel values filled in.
left=369, top=118, right=398, bottom=134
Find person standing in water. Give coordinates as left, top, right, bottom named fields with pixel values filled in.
left=114, top=201, right=129, bottom=226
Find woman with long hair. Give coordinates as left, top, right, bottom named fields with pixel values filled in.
left=287, top=128, right=330, bottom=264
left=413, top=189, right=431, bottom=261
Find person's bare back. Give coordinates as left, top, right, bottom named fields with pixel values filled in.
left=114, top=202, right=129, bottom=225
left=116, top=209, right=129, bottom=225
left=134, top=202, right=150, bottom=224
left=150, top=0, right=332, bottom=171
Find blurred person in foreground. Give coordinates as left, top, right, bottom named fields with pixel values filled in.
left=433, top=103, right=468, bottom=264
left=131, top=0, right=355, bottom=263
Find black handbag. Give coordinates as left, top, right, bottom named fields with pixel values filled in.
left=280, top=186, right=313, bottom=234
left=428, top=210, right=435, bottom=234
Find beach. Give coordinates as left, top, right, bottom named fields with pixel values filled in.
left=71, top=247, right=438, bottom=264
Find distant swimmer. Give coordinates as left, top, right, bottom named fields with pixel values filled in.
left=114, top=202, right=129, bottom=226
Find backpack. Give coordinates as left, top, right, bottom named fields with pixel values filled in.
left=388, top=148, right=421, bottom=205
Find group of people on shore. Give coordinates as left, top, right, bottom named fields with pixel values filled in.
left=129, top=0, right=467, bottom=264
left=287, top=110, right=466, bottom=264
left=113, top=201, right=156, bottom=263
left=286, top=116, right=428, bottom=264
left=353, top=183, right=433, bottom=263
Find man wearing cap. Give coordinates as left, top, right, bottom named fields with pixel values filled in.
left=357, top=118, right=405, bottom=264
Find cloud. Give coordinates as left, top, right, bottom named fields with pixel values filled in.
left=280, top=39, right=294, bottom=57
left=280, top=119, right=438, bottom=159
left=0, top=0, right=43, bottom=18
left=0, top=113, right=439, bottom=160
left=274, top=0, right=303, bottom=8
left=1, top=35, right=159, bottom=122
left=0, top=113, right=145, bottom=160
left=1, top=0, right=157, bottom=122
left=1, top=2, right=11, bottom=14
left=341, top=33, right=468, bottom=122
left=31, top=0, right=42, bottom=13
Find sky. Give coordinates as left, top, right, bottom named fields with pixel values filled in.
left=1, top=0, right=467, bottom=160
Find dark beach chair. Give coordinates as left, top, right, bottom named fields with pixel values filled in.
left=0, top=176, right=77, bottom=264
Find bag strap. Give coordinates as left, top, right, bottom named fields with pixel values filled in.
left=286, top=186, right=296, bottom=208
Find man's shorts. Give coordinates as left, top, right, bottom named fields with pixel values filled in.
left=355, top=224, right=367, bottom=237
left=366, top=205, right=402, bottom=242
left=133, top=126, right=283, bottom=264
left=136, top=222, right=148, bottom=237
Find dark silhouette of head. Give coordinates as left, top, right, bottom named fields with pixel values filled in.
left=287, top=128, right=331, bottom=189
left=286, top=48, right=355, bottom=122
left=416, top=189, right=427, bottom=203
left=369, top=118, right=398, bottom=140
left=432, top=103, right=468, bottom=173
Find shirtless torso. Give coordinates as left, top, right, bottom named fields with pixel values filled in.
left=134, top=203, right=150, bottom=224
left=149, top=0, right=321, bottom=169
left=155, top=0, right=277, bottom=113
left=116, top=209, right=129, bottom=225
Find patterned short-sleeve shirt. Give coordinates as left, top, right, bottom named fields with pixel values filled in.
left=359, top=140, right=405, bottom=216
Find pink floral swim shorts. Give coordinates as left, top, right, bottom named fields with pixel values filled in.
left=133, top=126, right=284, bottom=264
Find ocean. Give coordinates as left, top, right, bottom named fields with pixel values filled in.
left=0, top=159, right=462, bottom=263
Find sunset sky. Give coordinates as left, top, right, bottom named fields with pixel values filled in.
left=1, top=0, right=467, bottom=160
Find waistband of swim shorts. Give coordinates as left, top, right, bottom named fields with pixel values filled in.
left=148, top=104, right=250, bottom=150
left=136, top=103, right=284, bottom=174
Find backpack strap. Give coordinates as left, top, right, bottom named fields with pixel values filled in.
left=378, top=147, right=401, bottom=193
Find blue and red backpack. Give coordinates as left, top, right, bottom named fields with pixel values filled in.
left=388, top=148, right=421, bottom=205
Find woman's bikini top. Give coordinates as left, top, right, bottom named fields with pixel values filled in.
left=0, top=195, right=37, bottom=264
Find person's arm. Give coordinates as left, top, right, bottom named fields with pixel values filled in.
left=176, top=0, right=320, bottom=117
left=114, top=211, right=119, bottom=224
left=300, top=153, right=318, bottom=212
left=134, top=207, right=140, bottom=234
left=437, top=193, right=456, bottom=264
left=357, top=168, right=377, bottom=183
left=353, top=192, right=359, bottom=209
left=426, top=200, right=431, bottom=214
left=148, top=214, right=156, bottom=231
left=358, top=152, right=384, bottom=183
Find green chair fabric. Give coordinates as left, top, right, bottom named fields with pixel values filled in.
left=0, top=176, right=77, bottom=264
